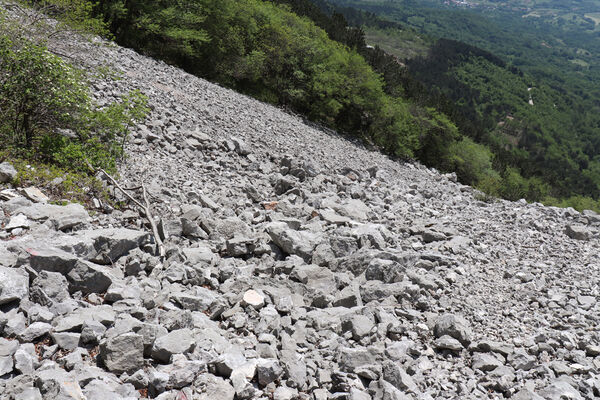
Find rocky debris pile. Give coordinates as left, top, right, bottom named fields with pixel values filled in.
left=0, top=8, right=599, bottom=399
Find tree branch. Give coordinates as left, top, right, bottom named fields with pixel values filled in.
left=86, top=161, right=165, bottom=258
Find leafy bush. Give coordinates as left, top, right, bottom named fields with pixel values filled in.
left=0, top=26, right=148, bottom=173
left=446, top=137, right=498, bottom=186
left=0, top=33, right=88, bottom=149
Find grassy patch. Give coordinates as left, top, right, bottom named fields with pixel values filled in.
left=2, top=152, right=112, bottom=207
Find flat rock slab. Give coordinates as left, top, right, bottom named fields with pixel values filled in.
left=15, top=203, right=89, bottom=231
left=75, top=228, right=151, bottom=264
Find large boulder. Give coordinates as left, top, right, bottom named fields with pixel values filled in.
left=0, top=162, right=17, bottom=183
left=0, top=266, right=28, bottom=305
left=14, top=203, right=89, bottom=231
left=266, top=222, right=320, bottom=263
left=27, top=247, right=116, bottom=294
left=75, top=228, right=151, bottom=264
left=99, top=333, right=144, bottom=374
left=433, top=313, right=473, bottom=346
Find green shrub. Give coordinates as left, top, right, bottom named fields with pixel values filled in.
left=0, top=26, right=148, bottom=174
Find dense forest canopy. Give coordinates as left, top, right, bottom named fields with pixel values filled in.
left=324, top=0, right=600, bottom=209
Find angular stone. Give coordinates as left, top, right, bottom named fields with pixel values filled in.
left=512, top=388, right=544, bottom=400
left=215, top=351, right=247, bottom=378
left=342, top=314, right=375, bottom=340
left=151, top=328, right=195, bottom=363
left=100, top=333, right=144, bottom=374
left=565, top=224, right=591, bottom=241
left=508, top=349, right=537, bottom=371
left=194, top=374, right=235, bottom=400
left=51, top=332, right=81, bottom=351
left=256, top=359, right=283, bottom=386
left=382, top=361, right=419, bottom=393
left=35, top=369, right=85, bottom=399
left=241, top=290, right=265, bottom=309
left=76, top=228, right=150, bottom=264
left=266, top=222, right=320, bottom=262
left=14, top=344, right=36, bottom=374
left=433, top=313, right=473, bottom=346
left=472, top=353, right=503, bottom=371
left=19, top=322, right=52, bottom=342
left=539, top=381, right=583, bottom=400
left=15, top=203, right=89, bottom=231
left=338, top=347, right=379, bottom=372
left=433, top=335, right=463, bottom=352
left=0, top=162, right=17, bottom=182
left=0, top=266, right=28, bottom=305
left=0, top=355, right=13, bottom=375
left=5, top=214, right=30, bottom=231
left=21, top=187, right=49, bottom=203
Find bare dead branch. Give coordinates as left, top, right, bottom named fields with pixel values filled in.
left=86, top=161, right=165, bottom=258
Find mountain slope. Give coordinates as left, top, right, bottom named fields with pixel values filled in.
left=1, top=4, right=599, bottom=399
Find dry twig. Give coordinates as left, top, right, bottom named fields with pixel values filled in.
left=86, top=161, right=165, bottom=258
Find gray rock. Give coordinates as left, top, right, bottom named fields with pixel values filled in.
left=100, top=333, right=144, bottom=374
left=14, top=387, right=43, bottom=400
left=0, top=354, right=14, bottom=375
left=19, top=322, right=52, bottom=342
left=383, top=361, right=420, bottom=393
left=433, top=335, right=464, bottom=352
left=433, top=313, right=473, bottom=346
left=30, top=270, right=70, bottom=306
left=539, top=380, right=583, bottom=400
left=0, top=266, right=28, bottom=305
left=508, top=349, right=537, bottom=371
left=151, top=328, right=195, bottom=363
left=0, top=162, right=17, bottom=182
left=35, top=369, right=85, bottom=399
left=14, top=344, right=37, bottom=374
left=512, top=388, right=545, bottom=400
left=256, top=359, right=283, bottom=386
left=77, top=228, right=150, bottom=264
left=194, top=374, right=235, bottom=400
left=565, top=224, right=591, bottom=240
left=13, top=203, right=89, bottom=231
left=215, top=351, right=247, bottom=378
left=51, top=332, right=81, bottom=351
left=338, top=347, right=380, bottom=372
left=342, top=314, right=375, bottom=340
left=472, top=352, right=503, bottom=371
left=266, top=222, right=320, bottom=262
left=27, top=247, right=114, bottom=294
left=364, top=258, right=403, bottom=283
left=80, top=320, right=107, bottom=344
left=149, top=370, right=170, bottom=397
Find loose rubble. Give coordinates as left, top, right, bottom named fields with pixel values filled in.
left=0, top=4, right=599, bottom=399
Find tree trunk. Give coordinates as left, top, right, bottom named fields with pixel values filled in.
left=23, top=113, right=32, bottom=149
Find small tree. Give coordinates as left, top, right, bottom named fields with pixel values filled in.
left=0, top=25, right=148, bottom=173
left=0, top=33, right=89, bottom=149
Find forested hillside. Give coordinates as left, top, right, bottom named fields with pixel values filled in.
left=326, top=0, right=600, bottom=210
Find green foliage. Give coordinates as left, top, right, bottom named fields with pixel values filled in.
left=446, top=137, right=498, bottom=186
left=329, top=0, right=600, bottom=203
left=544, top=195, right=600, bottom=214
left=2, top=151, right=111, bottom=205
left=0, top=25, right=148, bottom=174
left=0, top=33, right=89, bottom=149
left=95, top=0, right=447, bottom=158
